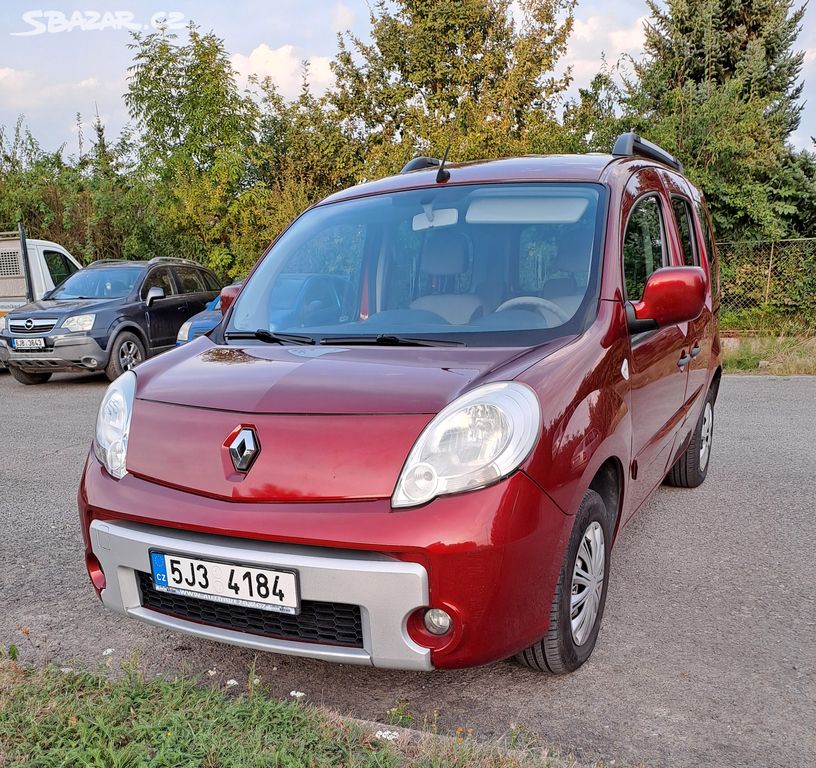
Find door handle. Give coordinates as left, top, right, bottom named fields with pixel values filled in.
left=677, top=352, right=691, bottom=368
left=690, top=343, right=701, bottom=358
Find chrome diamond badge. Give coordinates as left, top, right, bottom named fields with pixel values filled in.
left=229, top=427, right=260, bottom=473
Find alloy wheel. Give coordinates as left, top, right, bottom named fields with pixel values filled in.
left=119, top=340, right=142, bottom=371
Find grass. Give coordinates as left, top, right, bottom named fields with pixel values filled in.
left=0, top=658, right=581, bottom=768
left=721, top=335, right=816, bottom=374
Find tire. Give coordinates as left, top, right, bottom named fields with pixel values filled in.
left=8, top=366, right=52, bottom=385
left=516, top=489, right=611, bottom=674
left=105, top=331, right=146, bottom=381
left=666, top=388, right=715, bottom=488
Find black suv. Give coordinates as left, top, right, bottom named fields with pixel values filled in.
left=0, top=258, right=221, bottom=384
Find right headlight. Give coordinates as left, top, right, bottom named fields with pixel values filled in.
left=392, top=382, right=541, bottom=508
left=94, top=371, right=136, bottom=479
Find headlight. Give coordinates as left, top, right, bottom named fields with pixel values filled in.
left=62, top=313, right=95, bottom=332
left=94, top=371, right=136, bottom=479
left=392, top=382, right=541, bottom=508
left=177, top=320, right=193, bottom=343
left=0, top=315, right=7, bottom=333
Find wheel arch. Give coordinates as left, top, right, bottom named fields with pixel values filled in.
left=587, top=456, right=625, bottom=540
left=106, top=321, right=148, bottom=360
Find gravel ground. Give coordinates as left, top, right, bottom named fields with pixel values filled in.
left=1, top=371, right=814, bottom=768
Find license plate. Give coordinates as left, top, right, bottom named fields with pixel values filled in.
left=11, top=337, right=45, bottom=349
left=149, top=551, right=299, bottom=614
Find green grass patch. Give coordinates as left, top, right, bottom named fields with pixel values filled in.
left=0, top=660, right=579, bottom=768
left=722, top=336, right=816, bottom=375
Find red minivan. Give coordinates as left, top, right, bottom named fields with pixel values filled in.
left=80, top=133, right=721, bottom=673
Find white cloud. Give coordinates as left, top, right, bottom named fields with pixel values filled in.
left=332, top=1, right=355, bottom=33
left=0, top=67, right=113, bottom=112
left=562, top=14, right=646, bottom=80
left=231, top=44, right=334, bottom=99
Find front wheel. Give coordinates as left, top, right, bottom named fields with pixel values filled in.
left=516, top=489, right=611, bottom=674
left=8, top=366, right=52, bottom=385
left=105, top=331, right=145, bottom=381
left=666, top=388, right=715, bottom=488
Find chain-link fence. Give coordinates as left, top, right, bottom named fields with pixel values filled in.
left=717, top=238, right=816, bottom=333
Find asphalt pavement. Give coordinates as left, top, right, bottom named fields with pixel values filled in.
left=0, top=371, right=814, bottom=768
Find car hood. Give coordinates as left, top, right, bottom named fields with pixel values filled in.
left=125, top=336, right=573, bottom=501
left=135, top=335, right=573, bottom=415
left=8, top=297, right=120, bottom=317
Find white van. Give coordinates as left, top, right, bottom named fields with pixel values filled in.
left=0, top=231, right=82, bottom=316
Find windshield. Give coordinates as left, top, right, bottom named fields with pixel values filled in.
left=50, top=267, right=143, bottom=300
left=229, top=183, right=606, bottom=346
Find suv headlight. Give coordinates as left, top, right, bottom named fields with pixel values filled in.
left=392, top=382, right=541, bottom=508
left=94, top=371, right=136, bottom=479
left=177, top=320, right=193, bottom=343
left=62, top=313, right=95, bottom=332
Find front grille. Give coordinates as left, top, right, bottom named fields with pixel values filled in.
left=137, top=571, right=364, bottom=648
left=9, top=318, right=57, bottom=333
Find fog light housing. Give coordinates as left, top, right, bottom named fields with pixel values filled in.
left=423, top=608, right=452, bottom=635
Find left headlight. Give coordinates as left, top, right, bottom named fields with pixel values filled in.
left=62, top=313, right=95, bottom=332
left=94, top=370, right=136, bottom=479
left=392, top=381, right=541, bottom=508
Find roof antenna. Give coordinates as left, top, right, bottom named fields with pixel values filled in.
left=436, top=141, right=451, bottom=183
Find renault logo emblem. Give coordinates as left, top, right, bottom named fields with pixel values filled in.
left=228, top=427, right=260, bottom=473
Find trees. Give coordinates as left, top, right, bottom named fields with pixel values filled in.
left=622, top=0, right=813, bottom=241
left=331, top=0, right=575, bottom=171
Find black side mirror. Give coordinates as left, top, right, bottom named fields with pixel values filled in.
left=145, top=286, right=165, bottom=306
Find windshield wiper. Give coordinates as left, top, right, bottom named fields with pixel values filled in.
left=319, top=334, right=465, bottom=347
left=226, top=329, right=315, bottom=345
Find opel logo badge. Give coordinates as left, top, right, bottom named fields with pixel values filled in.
left=228, top=427, right=260, bottom=473
left=24, top=318, right=34, bottom=330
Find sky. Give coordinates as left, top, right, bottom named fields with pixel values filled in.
left=0, top=0, right=814, bottom=156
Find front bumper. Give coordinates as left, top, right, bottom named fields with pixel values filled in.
left=80, top=455, right=571, bottom=670
left=0, top=332, right=107, bottom=372
left=89, top=519, right=431, bottom=670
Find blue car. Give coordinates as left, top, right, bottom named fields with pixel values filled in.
left=176, top=294, right=223, bottom=345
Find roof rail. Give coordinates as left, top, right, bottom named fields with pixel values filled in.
left=147, top=256, right=199, bottom=265
left=89, top=259, right=128, bottom=265
left=400, top=156, right=442, bottom=174
left=612, top=132, right=683, bottom=172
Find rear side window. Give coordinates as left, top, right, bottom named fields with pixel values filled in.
left=44, top=250, right=75, bottom=286
left=696, top=204, right=719, bottom=292
left=175, top=266, right=206, bottom=294
left=141, top=267, right=176, bottom=299
left=201, top=270, right=220, bottom=291
left=671, top=197, right=698, bottom=266
left=622, top=196, right=666, bottom=302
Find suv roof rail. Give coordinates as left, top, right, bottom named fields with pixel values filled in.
left=89, top=259, right=128, bottom=266
left=612, top=132, right=683, bottom=172
left=400, top=156, right=442, bottom=174
left=147, top=256, right=200, bottom=266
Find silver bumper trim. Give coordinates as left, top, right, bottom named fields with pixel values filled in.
left=90, top=519, right=432, bottom=670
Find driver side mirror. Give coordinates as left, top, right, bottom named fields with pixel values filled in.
left=220, top=284, right=241, bottom=316
left=145, top=286, right=165, bottom=306
left=627, top=266, right=706, bottom=333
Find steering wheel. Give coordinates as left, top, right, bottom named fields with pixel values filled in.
left=495, top=296, right=571, bottom=325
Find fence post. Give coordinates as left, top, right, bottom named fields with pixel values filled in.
left=763, top=241, right=775, bottom=305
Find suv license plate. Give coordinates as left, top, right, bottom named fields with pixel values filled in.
left=149, top=552, right=300, bottom=614
left=12, top=337, right=45, bottom=349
